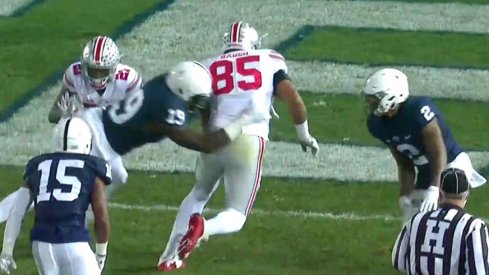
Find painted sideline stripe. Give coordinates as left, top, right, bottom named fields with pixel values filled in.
left=109, top=202, right=489, bottom=225
left=109, top=202, right=401, bottom=222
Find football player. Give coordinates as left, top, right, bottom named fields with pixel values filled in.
left=363, top=68, right=486, bottom=221
left=0, top=35, right=141, bottom=224
left=80, top=60, right=262, bottom=189
left=156, top=21, right=319, bottom=271
left=0, top=118, right=111, bottom=275
left=48, top=35, right=142, bottom=123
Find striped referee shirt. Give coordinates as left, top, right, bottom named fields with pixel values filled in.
left=392, top=204, right=489, bottom=275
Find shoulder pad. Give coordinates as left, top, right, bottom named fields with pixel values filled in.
left=114, top=64, right=142, bottom=93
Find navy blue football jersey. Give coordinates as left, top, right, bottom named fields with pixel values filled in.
left=367, top=96, right=463, bottom=187
left=24, top=152, right=111, bottom=243
left=102, top=74, right=190, bottom=155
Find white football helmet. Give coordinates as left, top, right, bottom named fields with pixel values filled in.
left=363, top=68, right=409, bottom=116
left=53, top=117, right=92, bottom=155
left=222, top=21, right=262, bottom=52
left=166, top=61, right=212, bottom=112
left=81, top=36, right=121, bottom=90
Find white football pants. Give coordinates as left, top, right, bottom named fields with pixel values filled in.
left=80, top=108, right=128, bottom=185
left=32, top=241, right=100, bottom=275
left=160, top=134, right=266, bottom=260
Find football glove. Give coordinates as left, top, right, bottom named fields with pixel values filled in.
left=419, top=186, right=439, bottom=212
left=299, top=135, right=319, bottom=156
left=0, top=254, right=16, bottom=274
left=58, top=92, right=82, bottom=118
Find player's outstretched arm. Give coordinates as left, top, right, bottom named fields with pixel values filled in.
left=275, top=78, right=319, bottom=156
left=91, top=177, right=110, bottom=271
left=165, top=124, right=231, bottom=153
left=0, top=185, right=31, bottom=274
left=48, top=87, right=72, bottom=124
left=390, top=147, right=416, bottom=198
left=390, top=147, right=416, bottom=220
left=421, top=119, right=447, bottom=189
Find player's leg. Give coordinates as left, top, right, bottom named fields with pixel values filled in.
left=447, top=152, right=487, bottom=188
left=205, top=135, right=266, bottom=236
left=177, top=135, right=266, bottom=260
left=158, top=153, right=222, bottom=267
left=32, top=241, right=60, bottom=275
left=57, top=243, right=100, bottom=275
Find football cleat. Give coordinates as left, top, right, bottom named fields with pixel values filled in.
left=177, top=213, right=207, bottom=259
left=157, top=256, right=186, bottom=272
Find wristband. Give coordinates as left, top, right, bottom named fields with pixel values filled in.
left=96, top=242, right=108, bottom=255
left=295, top=120, right=310, bottom=140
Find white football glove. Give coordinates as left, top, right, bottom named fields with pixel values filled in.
left=57, top=92, right=82, bottom=118
left=299, top=135, right=319, bottom=156
left=95, top=253, right=107, bottom=271
left=419, top=186, right=439, bottom=212
left=0, top=254, right=17, bottom=274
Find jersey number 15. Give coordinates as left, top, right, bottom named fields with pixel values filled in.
left=36, top=159, right=84, bottom=203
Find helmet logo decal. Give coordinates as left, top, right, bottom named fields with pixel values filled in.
left=230, top=21, right=242, bottom=43
left=93, top=36, right=106, bottom=65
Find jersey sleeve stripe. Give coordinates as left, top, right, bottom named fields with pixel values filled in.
left=63, top=73, right=74, bottom=88
left=269, top=53, right=285, bottom=61
left=231, top=22, right=242, bottom=43
left=126, top=74, right=141, bottom=92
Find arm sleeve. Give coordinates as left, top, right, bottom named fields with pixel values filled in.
left=465, top=220, right=489, bottom=274
left=392, top=222, right=410, bottom=272
left=125, top=68, right=143, bottom=93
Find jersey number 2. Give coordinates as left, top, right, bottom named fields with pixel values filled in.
left=36, top=159, right=84, bottom=203
left=209, top=55, right=262, bottom=95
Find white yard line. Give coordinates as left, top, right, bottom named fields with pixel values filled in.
left=110, top=202, right=489, bottom=224
left=109, top=202, right=401, bottom=222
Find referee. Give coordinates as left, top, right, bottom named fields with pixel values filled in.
left=392, top=168, right=489, bottom=274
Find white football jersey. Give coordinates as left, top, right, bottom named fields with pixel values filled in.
left=202, top=49, right=287, bottom=139
left=62, top=62, right=142, bottom=108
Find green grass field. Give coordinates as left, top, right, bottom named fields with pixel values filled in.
left=1, top=1, right=489, bottom=274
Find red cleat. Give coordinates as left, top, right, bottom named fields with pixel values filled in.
left=178, top=213, right=206, bottom=259
left=156, top=257, right=186, bottom=272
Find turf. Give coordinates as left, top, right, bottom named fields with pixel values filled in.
left=283, top=26, right=489, bottom=69
left=1, top=0, right=488, bottom=274
left=1, top=166, right=488, bottom=275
